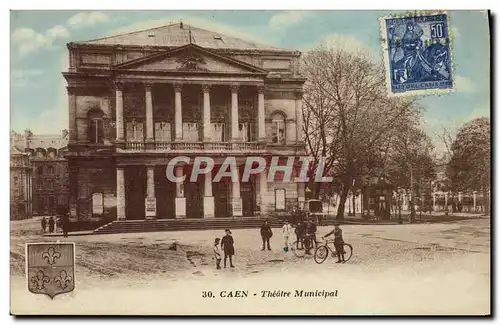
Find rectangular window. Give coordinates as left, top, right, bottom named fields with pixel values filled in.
left=126, top=121, right=144, bottom=142
left=183, top=122, right=199, bottom=142
left=154, top=122, right=172, bottom=141
left=211, top=123, right=226, bottom=142
left=239, top=122, right=254, bottom=142
left=89, top=119, right=104, bottom=144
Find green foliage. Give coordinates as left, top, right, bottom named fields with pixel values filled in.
left=447, top=117, right=490, bottom=192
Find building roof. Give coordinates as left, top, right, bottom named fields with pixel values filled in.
left=74, top=22, right=289, bottom=52
left=10, top=146, right=27, bottom=156
left=11, top=133, right=68, bottom=152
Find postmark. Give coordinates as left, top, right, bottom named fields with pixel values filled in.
left=25, top=242, right=75, bottom=299
left=379, top=11, right=455, bottom=96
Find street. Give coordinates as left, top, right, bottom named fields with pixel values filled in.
left=10, top=217, right=490, bottom=315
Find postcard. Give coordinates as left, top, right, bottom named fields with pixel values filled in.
left=10, top=9, right=491, bottom=316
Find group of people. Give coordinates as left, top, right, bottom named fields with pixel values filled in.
left=40, top=214, right=70, bottom=237
left=212, top=219, right=347, bottom=270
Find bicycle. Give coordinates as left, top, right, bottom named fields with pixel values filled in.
left=313, top=239, right=353, bottom=264
left=290, top=234, right=317, bottom=258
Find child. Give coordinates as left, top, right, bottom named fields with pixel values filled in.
left=282, top=220, right=292, bottom=252
left=213, top=238, right=222, bottom=269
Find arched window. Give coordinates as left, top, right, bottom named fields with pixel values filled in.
left=87, top=107, right=104, bottom=144
left=271, top=112, right=286, bottom=145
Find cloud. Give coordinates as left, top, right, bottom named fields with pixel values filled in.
left=11, top=26, right=69, bottom=56
left=46, top=25, right=70, bottom=39
left=11, top=69, right=44, bottom=87
left=269, top=11, right=312, bottom=29
left=454, top=75, right=475, bottom=93
left=304, top=33, right=381, bottom=61
left=67, top=11, right=110, bottom=28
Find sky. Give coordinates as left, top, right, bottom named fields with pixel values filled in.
left=9, top=10, right=490, bottom=151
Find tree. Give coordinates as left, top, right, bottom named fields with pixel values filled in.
left=301, top=45, right=422, bottom=219
left=385, top=125, right=436, bottom=221
left=447, top=117, right=490, bottom=213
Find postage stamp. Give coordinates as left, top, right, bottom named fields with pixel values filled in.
left=25, top=242, right=75, bottom=299
left=379, top=11, right=455, bottom=96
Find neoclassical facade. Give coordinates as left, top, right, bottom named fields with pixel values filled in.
left=64, top=23, right=306, bottom=220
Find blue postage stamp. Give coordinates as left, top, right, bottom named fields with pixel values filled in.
left=379, top=11, right=455, bottom=96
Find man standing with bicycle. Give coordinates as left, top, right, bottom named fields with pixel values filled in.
left=305, top=218, right=317, bottom=255
left=323, top=222, right=345, bottom=263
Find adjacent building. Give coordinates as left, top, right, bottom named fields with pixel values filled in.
left=10, top=130, right=69, bottom=218
left=63, top=22, right=307, bottom=221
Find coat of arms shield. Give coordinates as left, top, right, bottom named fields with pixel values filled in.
left=26, top=243, right=75, bottom=299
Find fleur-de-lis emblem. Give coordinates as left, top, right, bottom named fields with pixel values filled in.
left=54, top=270, right=72, bottom=289
left=31, top=270, right=50, bottom=289
left=42, top=247, right=61, bottom=265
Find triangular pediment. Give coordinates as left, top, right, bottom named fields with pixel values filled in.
left=114, top=44, right=268, bottom=75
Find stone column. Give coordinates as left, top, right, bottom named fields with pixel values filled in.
left=145, top=83, right=154, bottom=142
left=202, top=84, right=211, bottom=141
left=230, top=84, right=239, bottom=142
left=259, top=168, right=268, bottom=215
left=175, top=166, right=186, bottom=218
left=117, top=167, right=126, bottom=220
left=115, top=82, right=125, bottom=142
left=295, top=90, right=304, bottom=143
left=174, top=84, right=183, bottom=141
left=145, top=166, right=156, bottom=219
left=67, top=87, right=77, bottom=143
left=203, top=170, right=214, bottom=218
left=257, top=84, right=266, bottom=141
left=232, top=166, right=243, bottom=217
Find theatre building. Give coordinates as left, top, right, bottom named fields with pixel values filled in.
left=64, top=23, right=307, bottom=221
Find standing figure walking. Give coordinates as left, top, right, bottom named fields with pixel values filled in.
left=48, top=216, right=55, bottom=233
left=282, top=220, right=292, bottom=252
left=260, top=220, right=273, bottom=251
left=41, top=217, right=47, bottom=233
left=221, top=229, right=235, bottom=268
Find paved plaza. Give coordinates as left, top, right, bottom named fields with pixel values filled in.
left=10, top=216, right=490, bottom=315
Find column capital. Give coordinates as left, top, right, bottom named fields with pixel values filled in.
left=230, top=84, right=239, bottom=93
left=257, top=84, right=266, bottom=94
left=173, top=83, right=183, bottom=92
left=294, top=89, right=304, bottom=99
left=144, top=82, right=153, bottom=91
left=201, top=84, right=211, bottom=93
left=113, top=81, right=124, bottom=91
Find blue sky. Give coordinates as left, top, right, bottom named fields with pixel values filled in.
left=10, top=10, right=490, bottom=150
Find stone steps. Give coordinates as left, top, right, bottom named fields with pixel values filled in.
left=93, top=217, right=285, bottom=235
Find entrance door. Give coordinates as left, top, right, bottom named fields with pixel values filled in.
left=125, top=166, right=146, bottom=220
left=214, top=182, right=229, bottom=218
left=241, top=180, right=255, bottom=217
left=185, top=182, right=203, bottom=218
left=154, top=166, right=176, bottom=219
